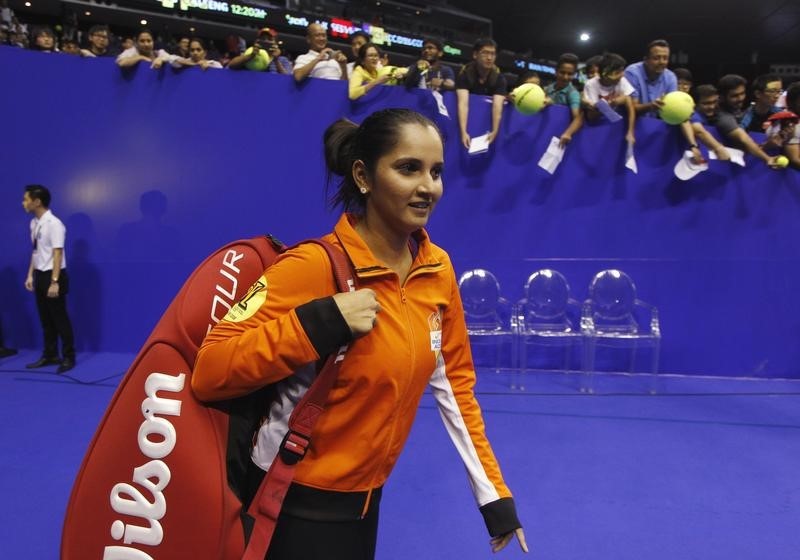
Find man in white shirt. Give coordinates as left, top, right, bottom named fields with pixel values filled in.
left=293, top=23, right=348, bottom=82
left=22, top=185, right=76, bottom=373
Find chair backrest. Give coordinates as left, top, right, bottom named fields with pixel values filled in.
left=518, top=269, right=576, bottom=333
left=523, top=269, right=570, bottom=320
left=458, top=269, right=504, bottom=329
left=588, top=269, right=637, bottom=321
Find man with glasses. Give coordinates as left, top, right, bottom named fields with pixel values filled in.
left=742, top=74, right=783, bottom=133
left=456, top=38, right=508, bottom=150
left=81, top=24, right=117, bottom=58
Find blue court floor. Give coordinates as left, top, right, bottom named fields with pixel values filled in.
left=1, top=350, right=798, bottom=559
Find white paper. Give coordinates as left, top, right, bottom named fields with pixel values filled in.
left=432, top=90, right=449, bottom=118
left=468, top=132, right=491, bottom=154
left=597, top=99, right=623, bottom=123
left=625, top=141, right=638, bottom=173
left=709, top=146, right=746, bottom=167
left=537, top=137, right=565, bottom=174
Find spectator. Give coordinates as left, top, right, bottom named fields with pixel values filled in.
left=582, top=52, right=636, bottom=145
left=761, top=111, right=798, bottom=154
left=31, top=27, right=57, bottom=52
left=60, top=37, right=80, bottom=55
left=116, top=29, right=178, bottom=69
left=741, top=73, right=783, bottom=133
left=175, top=35, right=190, bottom=59
left=404, top=38, right=455, bottom=92
left=80, top=25, right=116, bottom=58
left=8, top=27, right=26, bottom=48
left=625, top=39, right=677, bottom=117
left=518, top=71, right=540, bottom=86
left=219, top=34, right=244, bottom=67
left=264, top=31, right=293, bottom=75
left=120, top=36, right=134, bottom=51
left=583, top=55, right=602, bottom=80
left=782, top=83, right=800, bottom=168
left=293, top=22, right=348, bottom=82
left=0, top=26, right=8, bottom=45
left=692, top=83, right=778, bottom=168
left=346, top=30, right=370, bottom=77
left=456, top=38, right=508, bottom=150
left=228, top=27, right=291, bottom=74
left=543, top=53, right=583, bottom=147
left=349, top=42, right=406, bottom=100
left=717, top=74, right=748, bottom=123
left=172, top=38, right=222, bottom=70
left=674, top=67, right=693, bottom=94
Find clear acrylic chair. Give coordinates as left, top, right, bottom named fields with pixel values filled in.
left=580, top=269, right=661, bottom=393
left=515, top=269, right=582, bottom=390
left=457, top=269, right=516, bottom=373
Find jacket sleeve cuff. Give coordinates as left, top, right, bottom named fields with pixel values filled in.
left=479, top=497, right=522, bottom=537
left=295, top=296, right=353, bottom=358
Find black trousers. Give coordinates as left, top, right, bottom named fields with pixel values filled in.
left=33, top=269, right=75, bottom=360
left=264, top=502, right=380, bottom=560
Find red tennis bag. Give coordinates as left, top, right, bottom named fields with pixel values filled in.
left=61, top=235, right=341, bottom=560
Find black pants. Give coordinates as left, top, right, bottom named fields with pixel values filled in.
left=33, top=269, right=75, bottom=360
left=264, top=502, right=380, bottom=560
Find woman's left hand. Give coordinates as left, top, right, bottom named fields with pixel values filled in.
left=490, top=527, right=528, bottom=554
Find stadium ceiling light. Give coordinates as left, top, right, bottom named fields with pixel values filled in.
left=579, top=32, right=591, bottom=42
left=85, top=11, right=91, bottom=16
left=24, top=1, right=31, bottom=6
left=140, top=19, right=148, bottom=25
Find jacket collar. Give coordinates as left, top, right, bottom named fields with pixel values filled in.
left=332, top=213, right=442, bottom=275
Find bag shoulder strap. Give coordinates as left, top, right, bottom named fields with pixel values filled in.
left=242, top=237, right=354, bottom=560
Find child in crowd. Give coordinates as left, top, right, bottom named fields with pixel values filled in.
left=582, top=52, right=636, bottom=145
left=674, top=68, right=693, bottom=94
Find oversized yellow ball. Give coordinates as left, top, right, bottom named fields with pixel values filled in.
left=659, top=91, right=695, bottom=125
left=244, top=47, right=271, bottom=71
left=775, top=155, right=789, bottom=168
left=511, top=83, right=546, bottom=115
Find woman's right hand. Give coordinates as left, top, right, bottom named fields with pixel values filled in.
left=332, top=289, right=381, bottom=337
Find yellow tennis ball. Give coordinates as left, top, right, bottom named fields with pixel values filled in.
left=775, top=155, right=789, bottom=168
left=512, top=83, right=546, bottom=115
left=659, top=91, right=695, bottom=125
left=244, top=47, right=271, bottom=71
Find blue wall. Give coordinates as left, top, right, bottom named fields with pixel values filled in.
left=2, top=47, right=799, bottom=377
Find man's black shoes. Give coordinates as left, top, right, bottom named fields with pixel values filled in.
left=0, top=347, right=18, bottom=359
left=26, top=357, right=62, bottom=369
left=57, top=358, right=76, bottom=374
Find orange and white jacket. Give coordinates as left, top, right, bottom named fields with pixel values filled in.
left=193, top=214, right=520, bottom=535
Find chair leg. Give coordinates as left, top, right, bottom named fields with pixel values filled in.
left=582, top=337, right=596, bottom=394
left=649, top=340, right=661, bottom=395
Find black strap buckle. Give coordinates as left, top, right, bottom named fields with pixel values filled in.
left=279, top=430, right=310, bottom=465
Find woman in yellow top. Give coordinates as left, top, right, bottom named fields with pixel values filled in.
left=348, top=42, right=407, bottom=100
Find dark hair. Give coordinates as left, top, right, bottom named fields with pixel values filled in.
left=473, top=37, right=496, bottom=53
left=717, top=74, right=747, bottom=96
left=752, top=73, right=781, bottom=94
left=324, top=109, right=441, bottom=212
left=136, top=29, right=154, bottom=42
left=25, top=184, right=51, bottom=208
left=31, top=26, right=55, bottom=51
left=189, top=38, right=206, bottom=50
left=694, top=84, right=718, bottom=102
left=89, top=25, right=110, bottom=36
left=786, top=82, right=800, bottom=110
left=557, top=52, right=579, bottom=70
left=350, top=30, right=371, bottom=43
left=674, top=67, right=692, bottom=82
left=600, top=53, right=626, bottom=75
left=646, top=39, right=670, bottom=56
left=584, top=54, right=602, bottom=71
left=423, top=38, right=443, bottom=52
left=355, top=42, right=381, bottom=69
